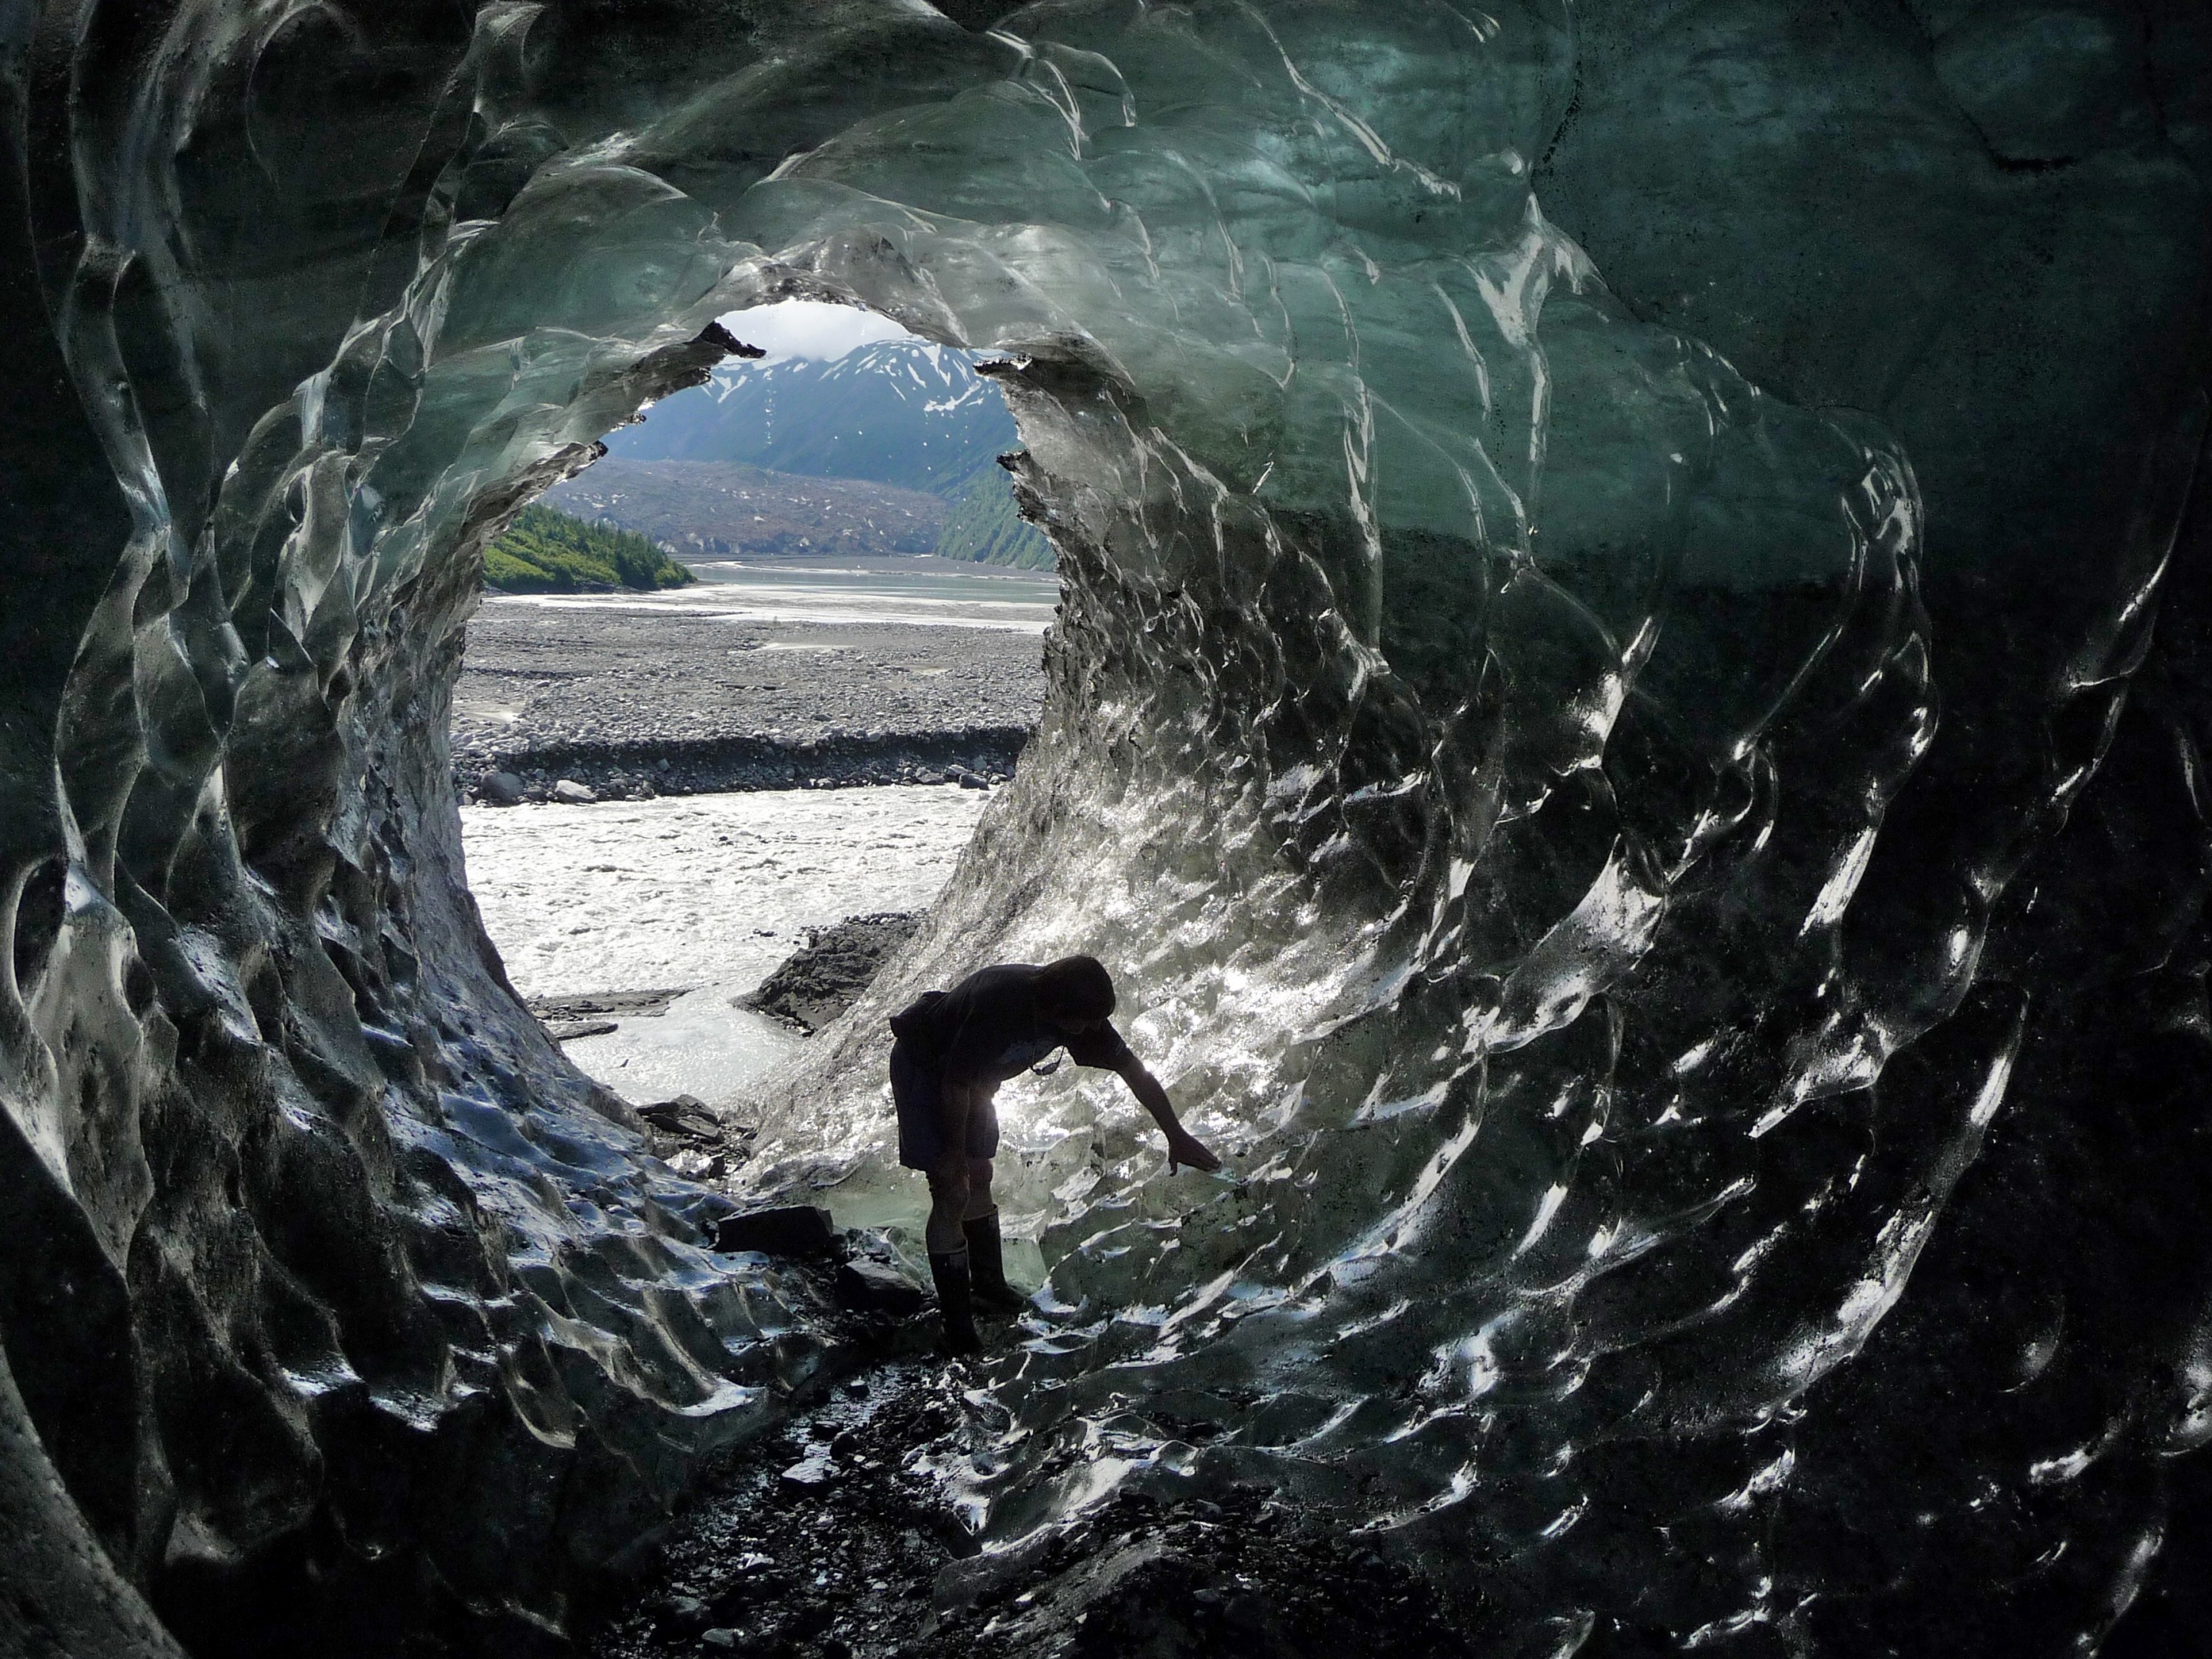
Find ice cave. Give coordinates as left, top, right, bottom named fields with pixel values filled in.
left=2, top=2, right=2209, bottom=1654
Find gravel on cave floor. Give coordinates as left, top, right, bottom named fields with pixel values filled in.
left=588, top=1349, right=1485, bottom=1659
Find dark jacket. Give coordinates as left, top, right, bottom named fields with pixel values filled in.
left=889, top=963, right=1132, bottom=1087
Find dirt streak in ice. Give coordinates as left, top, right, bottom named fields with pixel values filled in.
left=460, top=786, right=986, bottom=1101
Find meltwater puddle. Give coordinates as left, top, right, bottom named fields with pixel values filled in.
left=460, top=785, right=988, bottom=1103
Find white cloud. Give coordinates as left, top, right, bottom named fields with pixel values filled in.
left=717, top=300, right=918, bottom=361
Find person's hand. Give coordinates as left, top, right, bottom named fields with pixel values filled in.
left=1164, top=1126, right=1221, bottom=1174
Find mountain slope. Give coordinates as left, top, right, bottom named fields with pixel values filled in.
left=935, top=458, right=1051, bottom=569
left=608, top=340, right=1006, bottom=492
left=604, top=340, right=1051, bottom=567
left=545, top=459, right=945, bottom=558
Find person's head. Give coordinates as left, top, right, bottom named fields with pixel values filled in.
left=1037, top=955, right=1116, bottom=1030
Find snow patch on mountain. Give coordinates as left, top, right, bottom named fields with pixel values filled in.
left=605, top=338, right=1051, bottom=568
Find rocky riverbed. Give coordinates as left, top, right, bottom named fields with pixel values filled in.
left=452, top=598, right=1045, bottom=801
left=588, top=1349, right=1485, bottom=1659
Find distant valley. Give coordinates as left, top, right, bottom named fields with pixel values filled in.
left=545, top=459, right=946, bottom=559
left=555, top=339, right=1051, bottom=568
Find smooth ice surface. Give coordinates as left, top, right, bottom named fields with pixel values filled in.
left=2, top=2, right=2208, bottom=1654
left=462, top=786, right=986, bottom=1101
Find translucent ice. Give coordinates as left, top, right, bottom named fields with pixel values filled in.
left=1, top=2, right=2207, bottom=1654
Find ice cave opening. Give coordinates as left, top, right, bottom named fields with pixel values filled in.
left=4, top=4, right=2210, bottom=1657
left=445, top=294, right=1054, bottom=1118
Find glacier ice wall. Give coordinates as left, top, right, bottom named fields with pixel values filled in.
left=2, top=1, right=2208, bottom=1654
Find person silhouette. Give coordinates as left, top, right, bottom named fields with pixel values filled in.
left=888, top=955, right=1221, bottom=1353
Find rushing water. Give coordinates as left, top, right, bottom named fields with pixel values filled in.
left=497, top=554, right=1060, bottom=632
left=461, top=783, right=989, bottom=1103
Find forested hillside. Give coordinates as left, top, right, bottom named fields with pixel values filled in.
left=483, top=505, right=696, bottom=592
left=935, top=459, right=1050, bottom=569
left=545, top=459, right=945, bottom=558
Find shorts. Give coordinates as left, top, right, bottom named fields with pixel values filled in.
left=891, top=1038, right=1000, bottom=1170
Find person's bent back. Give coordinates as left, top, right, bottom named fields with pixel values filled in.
left=886, top=954, right=1220, bottom=1354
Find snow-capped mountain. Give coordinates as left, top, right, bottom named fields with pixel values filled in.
left=605, top=340, right=1015, bottom=496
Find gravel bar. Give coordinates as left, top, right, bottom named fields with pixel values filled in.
left=452, top=604, right=1045, bottom=800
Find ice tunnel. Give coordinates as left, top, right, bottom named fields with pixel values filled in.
left=2, top=2, right=2210, bottom=1654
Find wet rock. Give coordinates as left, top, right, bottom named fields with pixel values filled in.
left=779, top=1452, right=838, bottom=1490
left=932, top=1536, right=1049, bottom=1613
left=552, top=778, right=598, bottom=803
left=639, top=1093, right=724, bottom=1141
left=530, top=988, right=689, bottom=1021
left=662, top=1594, right=710, bottom=1632
left=548, top=1018, right=618, bottom=1041
left=481, top=769, right=526, bottom=803
left=664, top=1147, right=722, bottom=1181
left=835, top=1258, right=927, bottom=1318
left=740, top=913, right=922, bottom=1033
left=711, top=1205, right=839, bottom=1257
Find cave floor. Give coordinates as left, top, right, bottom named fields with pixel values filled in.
left=588, top=1339, right=1484, bottom=1659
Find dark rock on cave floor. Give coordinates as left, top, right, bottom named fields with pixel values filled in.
left=740, top=915, right=924, bottom=1034
left=588, top=1355, right=1484, bottom=1659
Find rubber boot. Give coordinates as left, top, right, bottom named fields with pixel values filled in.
left=929, top=1250, right=982, bottom=1355
left=963, top=1210, right=1028, bottom=1313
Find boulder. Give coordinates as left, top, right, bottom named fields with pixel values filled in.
left=480, top=770, right=525, bottom=804
left=710, top=1205, right=839, bottom=1257
left=638, top=1092, right=721, bottom=1141
left=835, top=1257, right=927, bottom=1317
left=737, top=913, right=922, bottom=1034
left=551, top=778, right=597, bottom=803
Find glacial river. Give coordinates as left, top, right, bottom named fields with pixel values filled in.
left=460, top=783, right=988, bottom=1104
left=496, top=552, right=1060, bottom=632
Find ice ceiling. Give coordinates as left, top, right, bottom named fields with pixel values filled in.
left=2, top=2, right=2209, bottom=1654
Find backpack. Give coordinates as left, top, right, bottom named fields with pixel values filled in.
left=888, top=988, right=948, bottom=1048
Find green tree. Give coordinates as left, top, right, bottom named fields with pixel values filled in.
left=933, top=459, right=1052, bottom=569
left=482, top=504, right=697, bottom=592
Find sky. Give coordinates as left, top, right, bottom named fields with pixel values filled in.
left=716, top=300, right=919, bottom=361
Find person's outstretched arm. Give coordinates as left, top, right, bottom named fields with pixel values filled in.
left=1114, top=1055, right=1221, bottom=1174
